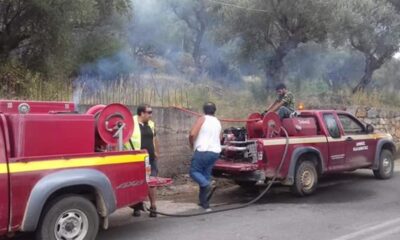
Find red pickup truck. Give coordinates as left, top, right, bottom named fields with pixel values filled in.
left=213, top=110, right=396, bottom=196
left=0, top=100, right=169, bottom=240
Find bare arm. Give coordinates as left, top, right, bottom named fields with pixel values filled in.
left=266, top=100, right=278, bottom=112
left=189, top=116, right=205, bottom=149
left=269, top=101, right=284, bottom=113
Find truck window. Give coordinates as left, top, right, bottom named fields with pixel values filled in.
left=338, top=114, right=364, bottom=134
left=323, top=114, right=340, bottom=138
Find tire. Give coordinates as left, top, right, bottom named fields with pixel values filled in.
left=291, top=160, right=318, bottom=196
left=373, top=149, right=394, bottom=180
left=235, top=181, right=258, bottom=192
left=36, top=195, right=99, bottom=240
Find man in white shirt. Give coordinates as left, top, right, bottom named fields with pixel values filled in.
left=189, top=102, right=222, bottom=211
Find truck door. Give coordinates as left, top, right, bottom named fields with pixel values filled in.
left=323, top=113, right=347, bottom=170
left=0, top=119, right=9, bottom=235
left=337, top=113, right=374, bottom=169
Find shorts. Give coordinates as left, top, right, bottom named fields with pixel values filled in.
left=149, top=158, right=158, bottom=177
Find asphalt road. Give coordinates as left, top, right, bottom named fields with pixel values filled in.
left=12, top=164, right=400, bottom=240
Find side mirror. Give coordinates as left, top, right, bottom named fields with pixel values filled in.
left=366, top=124, right=374, bottom=134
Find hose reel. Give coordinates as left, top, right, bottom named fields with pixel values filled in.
left=246, top=112, right=282, bottom=139
left=86, top=103, right=133, bottom=150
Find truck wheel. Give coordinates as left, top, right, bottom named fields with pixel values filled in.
left=291, top=161, right=318, bottom=196
left=235, top=181, right=258, bottom=192
left=373, top=149, right=394, bottom=180
left=36, top=195, right=99, bottom=240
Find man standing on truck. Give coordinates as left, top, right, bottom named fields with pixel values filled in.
left=125, top=104, right=160, bottom=217
left=265, top=83, right=295, bottom=119
left=189, top=102, right=222, bottom=211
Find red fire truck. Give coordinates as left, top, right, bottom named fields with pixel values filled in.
left=0, top=100, right=170, bottom=240
left=214, top=110, right=396, bottom=196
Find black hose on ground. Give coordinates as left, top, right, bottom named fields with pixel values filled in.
left=146, top=127, right=290, bottom=217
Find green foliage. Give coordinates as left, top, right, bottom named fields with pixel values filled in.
left=333, top=0, right=400, bottom=92
left=1, top=0, right=400, bottom=111
left=0, top=0, right=131, bottom=76
left=216, top=0, right=335, bottom=87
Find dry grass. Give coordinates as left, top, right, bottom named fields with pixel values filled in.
left=2, top=69, right=399, bottom=115
left=0, top=62, right=72, bottom=101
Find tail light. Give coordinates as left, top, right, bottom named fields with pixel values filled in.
left=257, top=140, right=265, bottom=166
left=145, top=156, right=151, bottom=182
left=257, top=140, right=263, bottom=161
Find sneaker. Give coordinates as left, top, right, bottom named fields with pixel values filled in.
left=204, top=208, right=212, bottom=212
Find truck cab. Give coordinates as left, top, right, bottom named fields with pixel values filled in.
left=213, top=110, right=396, bottom=196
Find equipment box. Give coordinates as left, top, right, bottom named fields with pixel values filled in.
left=0, top=100, right=74, bottom=114
left=6, top=114, right=95, bottom=158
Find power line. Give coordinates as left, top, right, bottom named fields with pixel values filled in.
left=206, top=0, right=269, bottom=13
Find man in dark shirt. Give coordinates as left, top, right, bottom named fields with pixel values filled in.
left=139, top=122, right=158, bottom=176
left=125, top=104, right=159, bottom=217
left=265, top=83, right=296, bottom=119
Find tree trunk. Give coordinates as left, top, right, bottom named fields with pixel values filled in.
left=352, top=55, right=379, bottom=93
left=265, top=54, right=285, bottom=89
left=192, top=1, right=206, bottom=73
left=192, top=24, right=205, bottom=72
left=264, top=39, right=299, bottom=89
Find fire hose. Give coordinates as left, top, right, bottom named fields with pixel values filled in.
left=145, top=112, right=290, bottom=217
left=171, top=106, right=261, bottom=123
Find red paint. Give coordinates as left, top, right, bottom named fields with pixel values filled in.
left=0, top=118, right=9, bottom=235
left=214, top=110, right=392, bottom=183
left=9, top=161, right=148, bottom=229
left=214, top=160, right=258, bottom=172
left=281, top=117, right=317, bottom=136
left=0, top=100, right=171, bottom=236
left=7, top=113, right=95, bottom=158
left=94, top=103, right=134, bottom=146
left=0, top=100, right=75, bottom=114
left=148, top=177, right=173, bottom=187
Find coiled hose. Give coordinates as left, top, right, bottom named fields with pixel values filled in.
left=146, top=127, right=289, bottom=217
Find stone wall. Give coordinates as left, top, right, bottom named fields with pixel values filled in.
left=150, top=107, right=197, bottom=177
left=346, top=106, right=400, bottom=148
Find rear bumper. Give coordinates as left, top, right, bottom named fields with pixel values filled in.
left=147, top=177, right=173, bottom=187
left=213, top=159, right=259, bottom=173
left=213, top=159, right=265, bottom=182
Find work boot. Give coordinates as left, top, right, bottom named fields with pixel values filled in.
left=198, top=184, right=216, bottom=206
left=199, top=185, right=212, bottom=209
left=149, top=207, right=157, bottom=218
left=132, top=209, right=141, bottom=217
left=131, top=202, right=144, bottom=217
left=207, top=180, right=217, bottom=201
